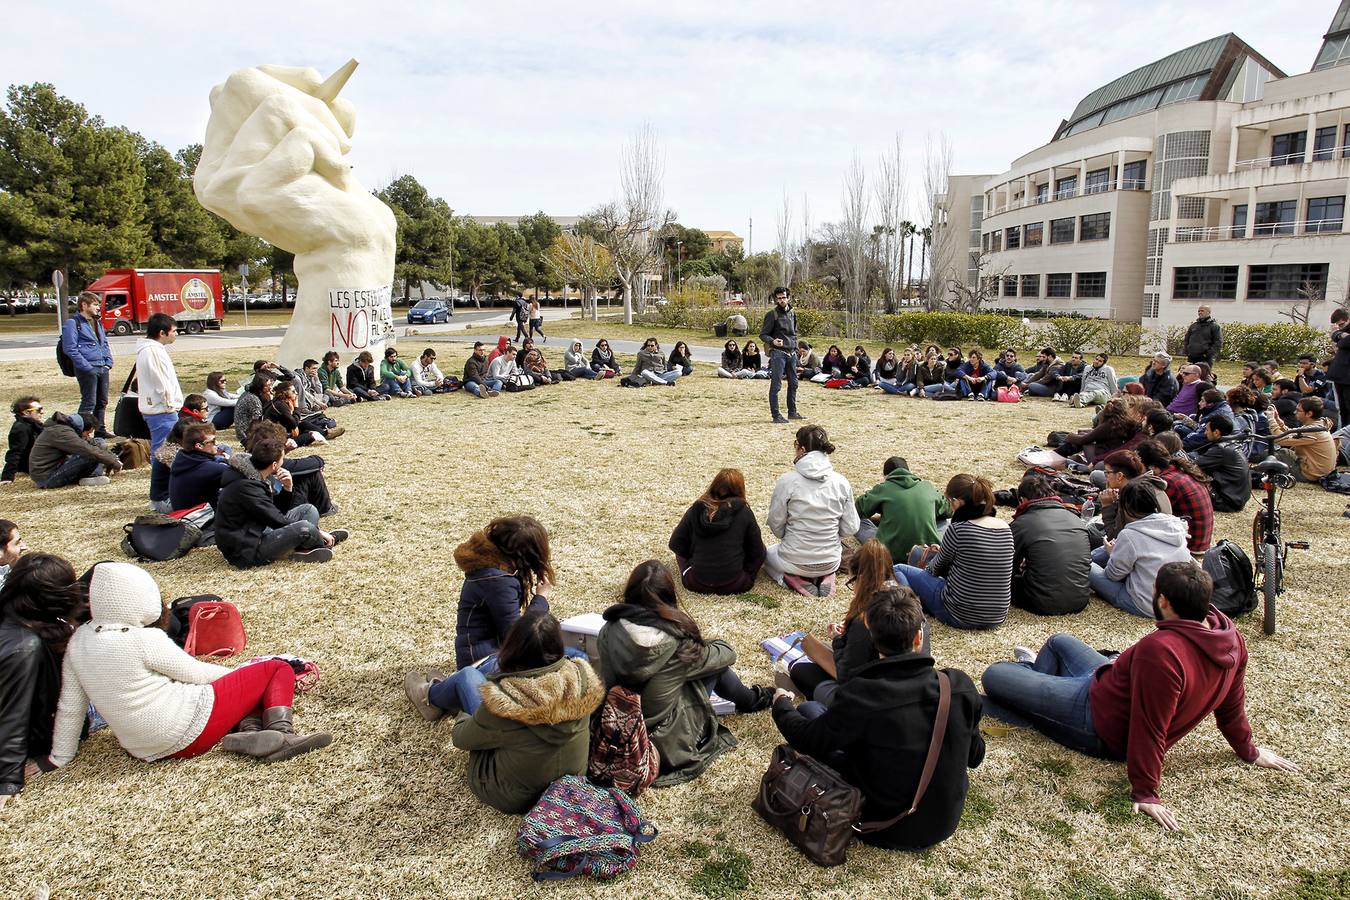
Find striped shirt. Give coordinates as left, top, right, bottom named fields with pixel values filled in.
left=927, top=519, right=1014, bottom=628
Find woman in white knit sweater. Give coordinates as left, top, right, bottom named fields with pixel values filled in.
left=49, top=563, right=330, bottom=767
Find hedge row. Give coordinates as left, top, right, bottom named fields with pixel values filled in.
left=644, top=303, right=829, bottom=338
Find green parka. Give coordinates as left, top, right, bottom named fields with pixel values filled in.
left=597, top=603, right=738, bottom=786
left=854, top=467, right=951, bottom=562
left=451, top=656, right=605, bottom=813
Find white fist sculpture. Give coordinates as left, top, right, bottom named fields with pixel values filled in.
left=194, top=61, right=397, bottom=366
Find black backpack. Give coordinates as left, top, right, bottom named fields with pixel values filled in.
left=121, top=514, right=202, bottom=562
left=1201, top=540, right=1257, bottom=618
left=56, top=334, right=75, bottom=377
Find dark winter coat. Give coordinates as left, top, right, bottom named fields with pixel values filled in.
left=347, top=362, right=378, bottom=393
left=1140, top=365, right=1179, bottom=407
left=27, top=414, right=120, bottom=483
left=668, top=499, right=766, bottom=587
left=0, top=616, right=65, bottom=796
left=772, top=653, right=985, bottom=851
left=1010, top=497, right=1093, bottom=615
left=598, top=603, right=737, bottom=786
left=2, top=415, right=43, bottom=482
left=1183, top=316, right=1222, bottom=363
left=452, top=532, right=549, bottom=670
left=1329, top=323, right=1350, bottom=383
left=759, top=305, right=799, bottom=352
left=168, top=448, right=231, bottom=511
left=1192, top=441, right=1252, bottom=512
left=463, top=354, right=490, bottom=385
left=451, top=657, right=606, bottom=813
left=591, top=347, right=619, bottom=372
left=214, top=454, right=296, bottom=568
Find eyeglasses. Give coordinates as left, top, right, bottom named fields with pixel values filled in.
left=200, top=438, right=217, bottom=446
left=25, top=406, right=42, bottom=414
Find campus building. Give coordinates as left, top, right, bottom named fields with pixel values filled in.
left=702, top=230, right=745, bottom=256
left=943, top=2, right=1350, bottom=327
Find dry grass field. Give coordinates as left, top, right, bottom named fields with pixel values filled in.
left=1, top=338, right=1347, bottom=900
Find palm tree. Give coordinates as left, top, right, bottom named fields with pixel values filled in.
left=919, top=227, right=933, bottom=309
left=900, top=221, right=917, bottom=302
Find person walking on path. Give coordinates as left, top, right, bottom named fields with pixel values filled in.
left=760, top=287, right=803, bottom=424
left=1183, top=305, right=1222, bottom=367
left=61, top=291, right=114, bottom=438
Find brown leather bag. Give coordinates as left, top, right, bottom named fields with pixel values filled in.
left=752, top=670, right=951, bottom=867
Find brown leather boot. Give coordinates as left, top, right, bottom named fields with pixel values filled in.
left=260, top=706, right=332, bottom=763
left=220, top=715, right=285, bottom=756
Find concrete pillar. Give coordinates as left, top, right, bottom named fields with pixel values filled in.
left=1023, top=175, right=1031, bottom=206
left=1245, top=186, right=1257, bottom=238
left=1304, top=112, right=1317, bottom=163
left=1116, top=150, right=1126, bottom=189
left=1296, top=181, right=1307, bottom=234
left=1343, top=177, right=1350, bottom=232
left=1078, top=159, right=1088, bottom=196
left=1228, top=125, right=1240, bottom=171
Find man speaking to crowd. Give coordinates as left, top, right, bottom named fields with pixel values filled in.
left=761, top=287, right=804, bottom=425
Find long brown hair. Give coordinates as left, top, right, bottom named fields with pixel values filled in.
left=844, top=540, right=894, bottom=626
left=622, top=560, right=703, bottom=662
left=946, top=473, right=996, bottom=518
left=486, top=515, right=555, bottom=598
left=699, top=468, right=746, bottom=521
left=0, top=553, right=86, bottom=654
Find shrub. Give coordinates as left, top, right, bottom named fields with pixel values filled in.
left=1218, top=323, right=1329, bottom=364
left=1150, top=325, right=1188, bottom=356
left=1041, top=318, right=1104, bottom=354
left=871, top=312, right=1027, bottom=351
left=1101, top=321, right=1145, bottom=356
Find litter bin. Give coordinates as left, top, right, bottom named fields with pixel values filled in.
left=713, top=322, right=728, bottom=337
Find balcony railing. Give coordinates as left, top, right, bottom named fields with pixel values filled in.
left=1172, top=218, right=1346, bottom=242
left=1234, top=148, right=1350, bottom=170
left=987, top=180, right=1148, bottom=215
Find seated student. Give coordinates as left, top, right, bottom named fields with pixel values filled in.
left=1048, top=350, right=1087, bottom=401
left=917, top=350, right=947, bottom=395
left=812, top=345, right=848, bottom=383
left=484, top=336, right=510, bottom=365
left=1058, top=398, right=1144, bottom=463
left=462, top=341, right=502, bottom=398
left=633, top=338, right=679, bottom=385
left=890, top=348, right=920, bottom=395
left=1175, top=389, right=1239, bottom=451
left=49, top=561, right=332, bottom=768
left=1270, top=379, right=1302, bottom=429
left=564, top=340, right=599, bottom=379
left=1263, top=358, right=1284, bottom=383
left=1098, top=449, right=1171, bottom=540
left=994, top=349, right=1027, bottom=389
left=957, top=350, right=995, bottom=400
left=488, top=346, right=529, bottom=389
left=514, top=338, right=539, bottom=369
left=669, top=468, right=766, bottom=595
left=1088, top=481, right=1193, bottom=617
left=922, top=347, right=965, bottom=397
left=1238, top=361, right=1260, bottom=390
left=410, top=348, right=454, bottom=394
left=845, top=345, right=873, bottom=386
left=872, top=348, right=912, bottom=395
left=1250, top=369, right=1273, bottom=397
left=981, top=563, right=1298, bottom=831
left=1139, top=353, right=1179, bottom=407
left=267, top=383, right=340, bottom=446
left=855, top=456, right=950, bottom=563
left=1270, top=396, right=1337, bottom=482
left=718, top=339, right=748, bottom=379
left=0, top=520, right=26, bottom=589
left=215, top=440, right=347, bottom=567
left=795, top=342, right=821, bottom=381
left=1167, top=364, right=1205, bottom=417
left=522, top=348, right=559, bottom=386
left=346, top=350, right=390, bottom=401
left=1024, top=348, right=1063, bottom=398
left=445, top=611, right=605, bottom=814
left=243, top=420, right=337, bottom=518
left=1225, top=385, right=1265, bottom=443
left=590, top=339, right=620, bottom=377
left=379, top=347, right=415, bottom=398
left=294, top=360, right=332, bottom=413
left=740, top=341, right=768, bottom=378
left=168, top=423, right=232, bottom=511
left=771, top=585, right=985, bottom=851
left=1138, top=437, right=1212, bottom=555
left=2, top=396, right=45, bottom=485
left=1069, top=354, right=1117, bottom=408
left=597, top=560, right=771, bottom=786
left=1293, top=353, right=1331, bottom=408
left=0, top=553, right=88, bottom=809
left=766, top=426, right=860, bottom=598
left=668, top=341, right=694, bottom=377
left=1189, top=416, right=1252, bottom=512
left=318, top=351, right=359, bottom=405
left=28, top=412, right=122, bottom=489
left=892, top=474, right=1013, bottom=630
left=1143, top=408, right=1174, bottom=438
left=203, top=372, right=240, bottom=427
left=232, top=374, right=271, bottom=445
left=1010, top=474, right=1093, bottom=616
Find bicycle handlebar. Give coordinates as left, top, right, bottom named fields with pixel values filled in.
left=1213, top=425, right=1327, bottom=448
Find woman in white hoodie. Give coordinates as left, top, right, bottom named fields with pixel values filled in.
left=765, top=426, right=860, bottom=598
left=48, top=562, right=331, bottom=768
left=564, top=340, right=599, bottom=379
left=1088, top=481, right=1194, bottom=617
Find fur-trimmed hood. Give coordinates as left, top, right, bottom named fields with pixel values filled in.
left=453, top=530, right=511, bottom=574
left=227, top=452, right=265, bottom=482
left=480, top=657, right=604, bottom=728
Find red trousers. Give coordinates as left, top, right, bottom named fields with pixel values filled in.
left=171, top=659, right=296, bottom=759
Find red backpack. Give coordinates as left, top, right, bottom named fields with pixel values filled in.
left=588, top=685, right=659, bottom=796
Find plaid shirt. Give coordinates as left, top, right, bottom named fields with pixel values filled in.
left=1159, top=465, right=1213, bottom=553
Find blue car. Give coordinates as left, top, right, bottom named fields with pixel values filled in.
left=407, top=298, right=451, bottom=324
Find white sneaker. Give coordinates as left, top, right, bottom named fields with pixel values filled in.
left=1053, top=393, right=1064, bottom=402
left=1069, top=393, right=1083, bottom=408
left=311, top=433, right=328, bottom=444
left=78, top=475, right=110, bottom=487
left=1013, top=646, right=1036, bottom=664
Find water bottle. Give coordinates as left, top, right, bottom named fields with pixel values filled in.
left=1081, top=498, right=1097, bottom=521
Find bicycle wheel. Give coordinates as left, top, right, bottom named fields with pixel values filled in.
left=1261, top=543, right=1279, bottom=636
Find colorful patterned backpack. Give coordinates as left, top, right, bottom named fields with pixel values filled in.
left=587, top=685, right=660, bottom=796
left=516, top=776, right=658, bottom=880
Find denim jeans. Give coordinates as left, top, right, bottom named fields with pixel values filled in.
left=464, top=378, right=503, bottom=397
left=75, top=366, right=110, bottom=433
left=1089, top=562, right=1148, bottom=617
left=856, top=518, right=879, bottom=544
left=211, top=407, right=236, bottom=428
left=568, top=366, right=599, bottom=380
left=891, top=562, right=955, bottom=624
left=381, top=376, right=412, bottom=397
left=429, top=647, right=589, bottom=715
left=146, top=412, right=179, bottom=454
left=36, top=452, right=102, bottom=488
left=1026, top=382, right=1055, bottom=397
left=768, top=349, right=799, bottom=418
left=980, top=635, right=1110, bottom=757
left=640, top=370, right=678, bottom=385
left=923, top=381, right=955, bottom=397
left=959, top=379, right=994, bottom=398
left=257, top=504, right=323, bottom=563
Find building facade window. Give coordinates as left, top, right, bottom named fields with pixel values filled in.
left=1054, top=175, right=1078, bottom=200
left=1306, top=196, right=1345, bottom=233
left=1313, top=125, right=1339, bottom=161
left=1076, top=272, right=1107, bottom=298
left=1248, top=263, right=1330, bottom=300
left=1122, top=160, right=1147, bottom=189
left=1085, top=168, right=1112, bottom=194
left=1173, top=266, right=1238, bottom=300
left=1050, top=217, right=1075, bottom=244
left=989, top=230, right=1002, bottom=252
left=1271, top=131, right=1306, bottom=165
left=1024, top=222, right=1044, bottom=247
left=1254, top=200, right=1296, bottom=236
left=1046, top=273, right=1072, bottom=298
left=1035, top=183, right=1049, bottom=203
left=1232, top=204, right=1248, bottom=229
left=1002, top=277, right=1018, bottom=297
left=1005, top=226, right=1021, bottom=249
left=1079, top=213, right=1111, bottom=241
left=1021, top=274, right=1040, bottom=297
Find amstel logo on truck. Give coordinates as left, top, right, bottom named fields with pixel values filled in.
left=178, top=278, right=213, bottom=312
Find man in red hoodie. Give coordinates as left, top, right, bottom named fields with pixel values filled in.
left=981, top=562, right=1298, bottom=830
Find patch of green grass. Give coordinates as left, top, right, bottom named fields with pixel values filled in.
left=1057, top=871, right=1167, bottom=900
left=739, top=592, right=782, bottom=610
left=1093, top=778, right=1135, bottom=826
left=680, top=839, right=713, bottom=860
left=688, top=846, right=753, bottom=899
left=1063, top=792, right=1093, bottom=813
left=930, top=877, right=952, bottom=897
left=1037, top=817, right=1075, bottom=844
left=687, top=808, right=719, bottom=827
left=1276, top=867, right=1350, bottom=899
left=959, top=784, right=995, bottom=829
left=1033, top=757, right=1075, bottom=778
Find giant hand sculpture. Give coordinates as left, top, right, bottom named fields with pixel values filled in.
left=194, top=61, right=398, bottom=366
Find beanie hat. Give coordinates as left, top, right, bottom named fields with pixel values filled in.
left=66, top=413, right=84, bottom=432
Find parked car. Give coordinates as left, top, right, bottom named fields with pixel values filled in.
left=407, top=297, right=452, bottom=324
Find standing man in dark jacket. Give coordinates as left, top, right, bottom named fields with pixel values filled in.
left=1183, top=305, right=1222, bottom=366
left=760, top=287, right=802, bottom=424
left=61, top=292, right=114, bottom=438
left=1, top=397, right=45, bottom=484
left=772, top=586, right=985, bottom=850
left=1189, top=417, right=1251, bottom=512
left=1139, top=352, right=1179, bottom=407
left=214, top=440, right=344, bottom=567
left=1328, top=308, right=1350, bottom=421
left=28, top=413, right=122, bottom=489
left=1009, top=475, right=1092, bottom=615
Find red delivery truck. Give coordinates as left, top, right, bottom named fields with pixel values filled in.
left=84, top=269, right=225, bottom=335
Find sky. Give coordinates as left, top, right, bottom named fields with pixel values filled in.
left=5, top=0, right=1342, bottom=247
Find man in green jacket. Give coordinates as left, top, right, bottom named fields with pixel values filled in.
left=855, top=456, right=951, bottom=562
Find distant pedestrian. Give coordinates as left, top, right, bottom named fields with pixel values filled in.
left=528, top=297, right=546, bottom=342
left=1183, top=305, right=1222, bottom=366
left=510, top=296, right=529, bottom=342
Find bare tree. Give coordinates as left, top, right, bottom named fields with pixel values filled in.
left=838, top=153, right=872, bottom=336
left=798, top=194, right=813, bottom=284
left=775, top=189, right=794, bottom=290
left=591, top=125, right=674, bottom=324
left=544, top=232, right=615, bottom=322
left=873, top=134, right=907, bottom=314
left=945, top=250, right=1009, bottom=312
left=921, top=133, right=957, bottom=312
left=1282, top=279, right=1326, bottom=326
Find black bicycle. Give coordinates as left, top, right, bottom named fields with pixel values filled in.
left=1221, top=426, right=1327, bottom=635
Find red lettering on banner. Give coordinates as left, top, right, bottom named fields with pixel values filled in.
left=331, top=309, right=371, bottom=349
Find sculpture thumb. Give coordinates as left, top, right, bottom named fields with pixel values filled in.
left=315, top=59, right=359, bottom=103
